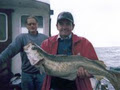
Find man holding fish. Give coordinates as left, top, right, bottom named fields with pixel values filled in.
left=41, top=11, right=98, bottom=90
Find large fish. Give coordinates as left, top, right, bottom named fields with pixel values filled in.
left=24, top=42, right=120, bottom=90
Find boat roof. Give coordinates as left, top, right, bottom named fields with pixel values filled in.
left=0, top=0, right=50, bottom=9
left=36, top=0, right=50, bottom=4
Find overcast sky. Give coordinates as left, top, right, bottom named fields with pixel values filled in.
left=50, top=0, right=120, bottom=47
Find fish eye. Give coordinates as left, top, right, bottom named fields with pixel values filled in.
left=32, top=47, right=37, bottom=50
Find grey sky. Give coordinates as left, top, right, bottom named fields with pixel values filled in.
left=50, top=0, right=120, bottom=47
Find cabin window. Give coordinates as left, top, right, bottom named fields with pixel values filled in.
left=0, top=13, right=8, bottom=42
left=21, top=15, right=43, bottom=33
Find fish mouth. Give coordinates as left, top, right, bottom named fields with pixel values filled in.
left=23, top=46, right=28, bottom=51
left=24, top=44, right=30, bottom=52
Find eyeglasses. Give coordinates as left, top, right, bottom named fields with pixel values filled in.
left=27, top=23, right=37, bottom=26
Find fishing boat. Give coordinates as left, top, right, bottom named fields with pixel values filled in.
left=0, top=0, right=117, bottom=90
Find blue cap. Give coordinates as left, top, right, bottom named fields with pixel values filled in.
left=57, top=12, right=74, bottom=23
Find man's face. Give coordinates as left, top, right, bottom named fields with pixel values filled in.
left=26, top=18, right=38, bottom=34
left=56, top=19, right=74, bottom=38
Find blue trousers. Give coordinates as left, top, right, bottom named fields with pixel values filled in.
left=21, top=72, right=45, bottom=90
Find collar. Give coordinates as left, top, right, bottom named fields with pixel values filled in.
left=57, top=34, right=72, bottom=40
left=29, top=31, right=38, bottom=36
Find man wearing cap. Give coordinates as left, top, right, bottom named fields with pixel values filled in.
left=41, top=11, right=98, bottom=90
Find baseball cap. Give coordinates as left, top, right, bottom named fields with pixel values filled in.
left=57, top=12, right=74, bottom=23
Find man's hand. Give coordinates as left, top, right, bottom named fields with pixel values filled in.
left=77, top=67, right=92, bottom=78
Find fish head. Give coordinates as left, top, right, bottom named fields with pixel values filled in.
left=24, top=42, right=44, bottom=65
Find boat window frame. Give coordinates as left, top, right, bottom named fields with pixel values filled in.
left=0, top=13, right=8, bottom=42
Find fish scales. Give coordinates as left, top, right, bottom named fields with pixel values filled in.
left=24, top=42, right=120, bottom=90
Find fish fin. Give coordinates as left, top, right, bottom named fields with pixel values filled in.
left=108, top=70, right=120, bottom=90
left=34, top=60, right=45, bottom=74
left=40, top=70, right=43, bottom=74
left=95, top=60, right=107, bottom=68
left=94, top=75, right=104, bottom=81
left=37, top=65, right=45, bottom=74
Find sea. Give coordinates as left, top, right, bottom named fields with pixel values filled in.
left=95, top=46, right=120, bottom=67
left=94, top=46, right=120, bottom=90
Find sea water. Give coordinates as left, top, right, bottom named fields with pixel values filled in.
left=95, top=46, right=120, bottom=67
left=95, top=47, right=120, bottom=90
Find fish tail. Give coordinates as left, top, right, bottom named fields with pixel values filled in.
left=108, top=70, right=120, bottom=90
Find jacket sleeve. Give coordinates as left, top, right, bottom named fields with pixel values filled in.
left=80, top=38, right=98, bottom=60
left=41, top=39, right=51, bottom=53
left=0, top=35, right=23, bottom=64
left=85, top=42, right=98, bottom=60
